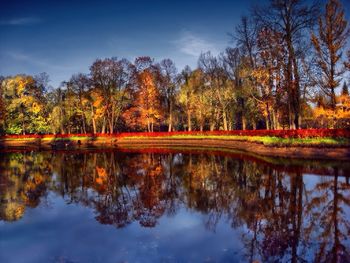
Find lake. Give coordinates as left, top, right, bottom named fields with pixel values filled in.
left=1, top=147, right=350, bottom=263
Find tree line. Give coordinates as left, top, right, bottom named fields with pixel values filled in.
left=1, top=0, right=350, bottom=135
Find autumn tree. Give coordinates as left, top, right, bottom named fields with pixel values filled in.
left=312, top=0, right=350, bottom=110
left=67, top=74, right=91, bottom=133
left=178, top=66, right=196, bottom=131
left=180, top=68, right=210, bottom=131
left=232, top=16, right=260, bottom=130
left=87, top=88, right=106, bottom=134
left=48, top=87, right=66, bottom=134
left=55, top=81, right=79, bottom=134
left=139, top=70, right=162, bottom=132
left=1, top=75, right=49, bottom=134
left=223, top=47, right=256, bottom=130
left=252, top=28, right=287, bottom=129
left=155, top=59, right=178, bottom=131
left=255, top=0, right=319, bottom=129
left=199, top=52, right=235, bottom=130
left=90, top=57, right=132, bottom=133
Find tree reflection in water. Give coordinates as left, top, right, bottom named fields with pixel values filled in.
left=0, top=149, right=349, bottom=262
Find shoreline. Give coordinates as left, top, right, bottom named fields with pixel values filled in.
left=116, top=138, right=350, bottom=160
left=0, top=136, right=349, bottom=160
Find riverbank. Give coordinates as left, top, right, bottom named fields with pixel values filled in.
left=116, top=137, right=350, bottom=160
left=0, top=130, right=350, bottom=159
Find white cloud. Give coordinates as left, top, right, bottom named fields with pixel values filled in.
left=173, top=31, right=220, bottom=57
left=0, top=17, right=42, bottom=26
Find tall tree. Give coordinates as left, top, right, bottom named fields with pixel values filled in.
left=234, top=16, right=257, bottom=69
left=135, top=69, right=162, bottom=132
left=199, top=52, right=234, bottom=131
left=67, top=73, right=91, bottom=133
left=178, top=66, right=196, bottom=131
left=253, top=27, right=286, bottom=130
left=255, top=0, right=319, bottom=129
left=312, top=0, right=350, bottom=109
left=48, top=87, right=66, bottom=134
left=90, top=57, right=131, bottom=133
left=156, top=59, right=178, bottom=131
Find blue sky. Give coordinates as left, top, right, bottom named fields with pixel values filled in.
left=0, top=0, right=262, bottom=87
left=0, top=0, right=349, bottom=87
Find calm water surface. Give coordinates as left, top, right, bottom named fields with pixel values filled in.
left=0, top=148, right=350, bottom=263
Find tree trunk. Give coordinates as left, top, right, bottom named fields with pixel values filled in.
left=242, top=115, right=246, bottom=130
left=101, top=117, right=106, bottom=134
left=110, top=104, right=115, bottom=134
left=264, top=103, right=269, bottom=130
left=331, top=87, right=337, bottom=110
left=168, top=101, right=173, bottom=132
left=290, top=37, right=301, bottom=129
left=92, top=118, right=96, bottom=134
left=108, top=119, right=113, bottom=134
left=187, top=110, right=191, bottom=131
left=210, top=121, right=215, bottom=131
left=82, top=115, right=86, bottom=133
left=265, top=117, right=270, bottom=130
left=168, top=114, right=172, bottom=132
left=222, top=108, right=228, bottom=131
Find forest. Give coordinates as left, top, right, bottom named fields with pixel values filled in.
left=1, top=0, right=350, bottom=135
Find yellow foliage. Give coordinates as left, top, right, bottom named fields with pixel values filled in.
left=314, top=94, right=350, bottom=119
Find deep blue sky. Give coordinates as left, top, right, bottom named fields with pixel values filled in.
left=0, top=0, right=349, bottom=87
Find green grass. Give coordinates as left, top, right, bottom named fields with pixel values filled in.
left=1, top=134, right=349, bottom=147
left=120, top=135, right=350, bottom=147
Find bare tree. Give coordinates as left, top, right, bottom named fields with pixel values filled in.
left=234, top=16, right=257, bottom=69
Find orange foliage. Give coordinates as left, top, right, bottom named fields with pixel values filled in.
left=123, top=70, right=162, bottom=131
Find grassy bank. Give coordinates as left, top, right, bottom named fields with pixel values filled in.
left=1, top=129, right=350, bottom=148
left=119, top=134, right=350, bottom=147
left=1, top=131, right=349, bottom=159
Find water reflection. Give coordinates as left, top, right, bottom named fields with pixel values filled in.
left=0, top=149, right=350, bottom=262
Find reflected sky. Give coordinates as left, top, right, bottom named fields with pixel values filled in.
left=1, top=149, right=350, bottom=263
